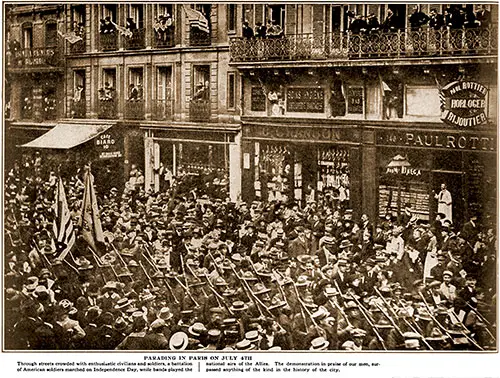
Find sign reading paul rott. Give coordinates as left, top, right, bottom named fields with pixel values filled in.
left=440, top=81, right=488, bottom=127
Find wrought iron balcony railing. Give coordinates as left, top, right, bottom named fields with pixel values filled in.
left=100, top=32, right=118, bottom=51
left=124, top=28, right=146, bottom=50
left=98, top=98, right=117, bottom=119
left=7, top=47, right=62, bottom=68
left=189, top=99, right=211, bottom=122
left=71, top=100, right=86, bottom=119
left=125, top=99, right=145, bottom=120
left=153, top=28, right=176, bottom=49
left=190, top=28, right=211, bottom=47
left=230, top=27, right=498, bottom=62
left=70, top=37, right=86, bottom=54
left=152, top=99, right=173, bottom=120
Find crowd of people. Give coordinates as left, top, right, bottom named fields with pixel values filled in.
left=4, top=151, right=497, bottom=351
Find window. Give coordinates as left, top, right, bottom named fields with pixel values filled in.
left=158, top=4, right=173, bottom=17
left=227, top=72, right=236, bottom=109
left=192, top=65, right=210, bottom=100
left=22, top=23, right=33, bottom=49
left=102, top=4, right=117, bottom=22
left=267, top=4, right=285, bottom=28
left=157, top=67, right=172, bottom=101
left=103, top=69, right=116, bottom=89
left=228, top=4, right=237, bottom=32
left=127, top=4, right=144, bottom=29
left=45, top=21, right=58, bottom=48
left=71, top=5, right=86, bottom=28
left=128, top=68, right=144, bottom=100
left=406, top=86, right=441, bottom=117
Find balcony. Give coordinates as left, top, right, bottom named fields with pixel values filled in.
left=100, top=32, right=118, bottom=51
left=125, top=99, right=145, bottom=120
left=7, top=47, right=61, bottom=68
left=230, top=27, right=498, bottom=62
left=70, top=38, right=86, bottom=54
left=190, top=28, right=211, bottom=47
left=153, top=28, right=176, bottom=49
left=98, top=98, right=117, bottom=119
left=152, top=99, right=173, bottom=120
left=124, top=28, right=146, bottom=50
left=189, top=99, right=211, bottom=122
left=71, top=100, right=86, bottom=119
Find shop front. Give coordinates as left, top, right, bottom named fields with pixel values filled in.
left=241, top=120, right=362, bottom=211
left=142, top=126, right=241, bottom=201
left=376, top=127, right=497, bottom=228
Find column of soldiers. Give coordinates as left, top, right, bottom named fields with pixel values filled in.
left=4, top=152, right=497, bottom=350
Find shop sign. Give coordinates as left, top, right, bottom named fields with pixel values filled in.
left=251, top=87, right=266, bottom=112
left=244, top=124, right=352, bottom=143
left=385, top=155, right=422, bottom=177
left=95, top=132, right=122, bottom=159
left=440, top=81, right=488, bottom=127
left=286, top=88, right=325, bottom=113
left=377, top=130, right=496, bottom=152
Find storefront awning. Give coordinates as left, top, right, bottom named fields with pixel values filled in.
left=20, top=123, right=114, bottom=149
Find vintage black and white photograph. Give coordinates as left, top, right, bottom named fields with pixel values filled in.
left=3, top=2, right=498, bottom=352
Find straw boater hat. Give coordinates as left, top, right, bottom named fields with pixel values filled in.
left=230, top=301, right=248, bottom=312
left=169, top=332, right=189, bottom=351
left=158, top=307, right=174, bottom=321
left=310, top=336, right=329, bottom=351
left=188, top=322, right=206, bottom=338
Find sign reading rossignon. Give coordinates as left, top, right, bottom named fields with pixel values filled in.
left=440, top=81, right=488, bottom=127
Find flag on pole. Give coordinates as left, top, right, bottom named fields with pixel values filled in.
left=57, top=30, right=83, bottom=44
left=111, top=21, right=133, bottom=38
left=53, top=177, right=76, bottom=261
left=79, top=166, right=105, bottom=253
left=182, top=5, right=210, bottom=33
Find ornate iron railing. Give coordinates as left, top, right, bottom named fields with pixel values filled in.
left=152, top=99, right=173, bottom=120
left=230, top=27, right=498, bottom=61
left=7, top=47, right=61, bottom=67
left=153, top=28, right=176, bottom=49
left=98, top=98, right=117, bottom=119
left=71, top=100, right=86, bottom=119
left=124, top=28, right=146, bottom=50
left=190, top=28, right=211, bottom=46
left=189, top=99, right=211, bottom=122
left=100, top=32, right=118, bottom=51
left=125, top=99, right=145, bottom=120
left=70, top=37, right=86, bottom=54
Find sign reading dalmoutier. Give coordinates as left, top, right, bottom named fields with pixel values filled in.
left=440, top=81, right=488, bottom=127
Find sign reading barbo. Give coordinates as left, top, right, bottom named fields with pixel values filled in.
left=440, top=81, right=488, bottom=127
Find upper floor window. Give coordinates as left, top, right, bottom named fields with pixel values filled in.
left=187, top=4, right=212, bottom=46
left=22, top=23, right=33, bottom=49
left=154, top=4, right=175, bottom=47
left=127, top=4, right=144, bottom=30
left=128, top=68, right=144, bottom=100
left=228, top=4, right=237, bottom=32
left=45, top=21, right=58, bottom=48
left=71, top=5, right=86, bottom=35
left=267, top=4, right=285, bottom=36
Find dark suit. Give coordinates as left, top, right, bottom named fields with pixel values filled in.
left=288, top=236, right=311, bottom=259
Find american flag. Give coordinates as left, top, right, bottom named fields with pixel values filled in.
left=183, top=5, right=210, bottom=34
left=52, top=177, right=76, bottom=261
left=57, top=30, right=83, bottom=44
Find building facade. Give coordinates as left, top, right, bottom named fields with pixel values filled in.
left=6, top=4, right=242, bottom=200
left=229, top=3, right=497, bottom=227
left=5, top=3, right=498, bottom=226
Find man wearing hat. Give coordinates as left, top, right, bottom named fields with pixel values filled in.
left=116, top=311, right=148, bottom=350
left=143, top=319, right=169, bottom=349
left=439, top=270, right=457, bottom=304
left=288, top=226, right=311, bottom=259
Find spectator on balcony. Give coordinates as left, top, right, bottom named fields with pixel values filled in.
left=99, top=82, right=115, bottom=101
left=348, top=13, right=367, bottom=34
left=463, top=9, right=479, bottom=29
left=129, top=84, right=139, bottom=101
left=382, top=9, right=399, bottom=32
left=242, top=21, right=254, bottom=39
left=101, top=17, right=116, bottom=34
left=429, top=9, right=445, bottom=51
left=126, top=18, right=137, bottom=32
left=193, top=82, right=208, bottom=102
left=366, top=13, right=380, bottom=34
left=476, top=6, right=491, bottom=29
left=409, top=6, right=429, bottom=31
left=267, top=20, right=283, bottom=38
left=255, top=22, right=266, bottom=38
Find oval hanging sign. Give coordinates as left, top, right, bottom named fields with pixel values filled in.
left=440, top=81, right=488, bottom=127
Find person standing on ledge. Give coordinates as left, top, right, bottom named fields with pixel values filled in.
left=434, top=183, right=452, bottom=223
